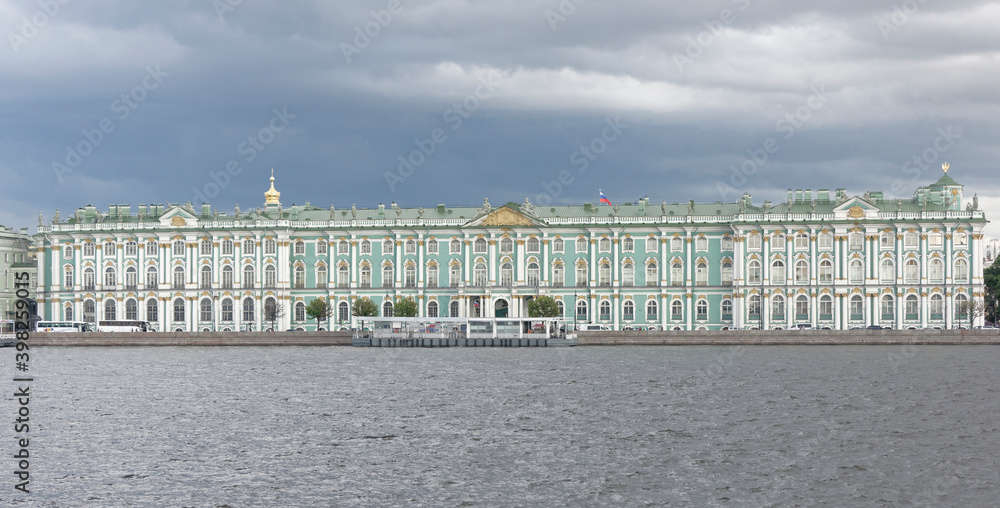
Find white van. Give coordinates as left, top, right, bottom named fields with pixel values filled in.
left=577, top=324, right=611, bottom=331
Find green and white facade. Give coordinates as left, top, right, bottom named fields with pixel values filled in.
left=33, top=169, right=989, bottom=331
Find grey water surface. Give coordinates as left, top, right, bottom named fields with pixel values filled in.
left=6, top=345, right=999, bottom=507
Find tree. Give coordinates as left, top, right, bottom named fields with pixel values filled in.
left=351, top=296, right=378, bottom=330
left=528, top=296, right=559, bottom=317
left=956, top=298, right=986, bottom=329
left=305, top=298, right=333, bottom=330
left=985, top=258, right=1000, bottom=325
left=394, top=296, right=418, bottom=317
left=263, top=299, right=285, bottom=331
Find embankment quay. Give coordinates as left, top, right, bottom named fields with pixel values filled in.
left=26, top=329, right=1000, bottom=346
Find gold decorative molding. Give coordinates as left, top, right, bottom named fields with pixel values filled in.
left=847, top=205, right=865, bottom=219
left=170, top=216, right=187, bottom=227
left=480, top=207, right=535, bottom=227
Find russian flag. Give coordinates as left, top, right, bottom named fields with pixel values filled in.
left=599, top=190, right=611, bottom=205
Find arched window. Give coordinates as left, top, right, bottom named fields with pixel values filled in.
left=575, top=261, right=588, bottom=287
left=905, top=294, right=919, bottom=320
left=243, top=265, right=254, bottom=288
left=500, top=262, right=513, bottom=286
left=880, top=231, right=895, bottom=250
left=427, top=300, right=439, bottom=318
left=646, top=299, right=658, bottom=320
left=818, top=232, right=833, bottom=249
left=599, top=300, right=611, bottom=320
left=242, top=238, right=255, bottom=255
left=450, top=300, right=460, bottom=317
left=382, top=264, right=394, bottom=288
left=83, top=300, right=95, bottom=323
left=405, top=239, right=416, bottom=254
left=382, top=300, right=393, bottom=317
left=360, top=238, right=371, bottom=254
left=295, top=301, right=305, bottom=322
left=103, top=241, right=116, bottom=256
left=316, top=240, right=327, bottom=256
left=552, top=261, right=564, bottom=287
left=622, top=237, right=634, bottom=252
left=672, top=299, right=684, bottom=320
left=450, top=263, right=461, bottom=288
left=104, top=266, right=116, bottom=287
left=360, top=265, right=371, bottom=288
left=338, top=265, right=349, bottom=288
left=796, top=295, right=809, bottom=320
left=557, top=299, right=565, bottom=317
left=772, top=294, right=785, bottom=318
left=293, top=239, right=304, bottom=255
left=671, top=261, right=684, bottom=286
left=221, top=239, right=232, bottom=255
left=221, top=265, right=232, bottom=289
left=172, top=266, right=185, bottom=289
left=405, top=265, right=416, bottom=287
left=598, top=262, right=611, bottom=286
left=794, top=260, right=808, bottom=284
left=64, top=303, right=73, bottom=321
left=202, top=238, right=214, bottom=256
left=955, top=293, right=969, bottom=320
left=795, top=232, right=809, bottom=249
left=881, top=294, right=894, bottom=320
left=646, top=237, right=658, bottom=252
left=850, top=294, right=864, bottom=319
left=695, top=236, right=708, bottom=251
left=772, top=234, right=786, bottom=250
left=695, top=261, right=708, bottom=286
left=576, top=299, right=588, bottom=320
left=263, top=298, right=277, bottom=327
left=696, top=299, right=708, bottom=320
left=63, top=244, right=73, bottom=259
left=819, top=295, right=833, bottom=319
left=747, top=295, right=760, bottom=317
left=427, top=264, right=439, bottom=288
left=622, top=261, right=634, bottom=287
left=242, top=298, right=254, bottom=322
left=474, top=262, right=487, bottom=286
left=954, top=258, right=969, bottom=282
left=670, top=236, right=683, bottom=252
left=599, top=237, right=611, bottom=253
left=200, top=299, right=213, bottom=322
left=849, top=232, right=863, bottom=250
left=450, top=238, right=462, bottom=254
left=904, top=258, right=918, bottom=283
left=338, top=301, right=349, bottom=323
left=200, top=265, right=212, bottom=289
left=954, top=231, right=968, bottom=247
left=747, top=260, right=761, bottom=284
left=125, top=266, right=137, bottom=289
left=221, top=298, right=233, bottom=322
left=721, top=261, right=733, bottom=286
left=646, top=260, right=658, bottom=287
left=527, top=262, right=539, bottom=286
left=146, top=240, right=159, bottom=256
left=83, top=242, right=95, bottom=256
left=265, top=265, right=277, bottom=287
left=427, top=238, right=438, bottom=254
left=173, top=298, right=185, bottom=322
left=576, top=236, right=588, bottom=253
left=474, top=238, right=487, bottom=254
left=721, top=299, right=733, bottom=320
left=904, top=231, right=918, bottom=248
left=849, top=258, right=864, bottom=284
left=527, top=237, right=540, bottom=253
left=383, top=239, right=394, bottom=255
left=314, top=264, right=326, bottom=287
left=746, top=234, right=760, bottom=251
left=338, top=240, right=349, bottom=254
left=500, top=237, right=513, bottom=253
left=930, top=294, right=943, bottom=318
left=173, top=240, right=185, bottom=256
left=929, top=258, right=944, bottom=282
left=819, top=259, right=833, bottom=283
left=83, top=267, right=95, bottom=290
left=104, top=299, right=116, bottom=320
left=623, top=300, right=634, bottom=320
left=295, top=265, right=306, bottom=288
left=879, top=259, right=894, bottom=283
left=771, top=260, right=786, bottom=285
left=147, top=298, right=158, bottom=322
left=553, top=237, right=564, bottom=253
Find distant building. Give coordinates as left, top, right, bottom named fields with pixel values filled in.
left=1, top=224, right=35, bottom=321
left=33, top=165, right=988, bottom=331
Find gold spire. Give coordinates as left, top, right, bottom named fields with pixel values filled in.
left=264, top=168, right=281, bottom=205
left=942, top=162, right=950, bottom=174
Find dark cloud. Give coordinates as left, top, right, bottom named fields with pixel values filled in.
left=0, top=0, right=997, bottom=236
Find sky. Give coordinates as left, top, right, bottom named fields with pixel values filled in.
left=1, top=0, right=998, bottom=239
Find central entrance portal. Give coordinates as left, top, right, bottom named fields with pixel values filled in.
left=494, top=298, right=509, bottom=318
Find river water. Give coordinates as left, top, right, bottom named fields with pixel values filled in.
left=4, top=345, right=999, bottom=507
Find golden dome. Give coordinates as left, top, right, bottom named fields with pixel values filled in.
left=264, top=168, right=281, bottom=205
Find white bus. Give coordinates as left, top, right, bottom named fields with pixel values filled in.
left=98, top=320, right=153, bottom=332
left=36, top=321, right=94, bottom=332
left=1, top=320, right=16, bottom=346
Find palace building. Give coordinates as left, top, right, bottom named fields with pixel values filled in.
left=33, top=165, right=988, bottom=331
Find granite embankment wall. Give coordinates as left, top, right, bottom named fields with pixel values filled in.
left=24, top=329, right=1000, bottom=346
left=576, top=329, right=1000, bottom=345
left=29, top=331, right=354, bottom=346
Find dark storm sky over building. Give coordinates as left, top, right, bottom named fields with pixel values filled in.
left=1, top=1, right=998, bottom=236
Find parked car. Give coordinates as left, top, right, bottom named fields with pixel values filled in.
left=866, top=325, right=883, bottom=330
left=577, top=324, right=611, bottom=331
left=794, top=323, right=814, bottom=330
